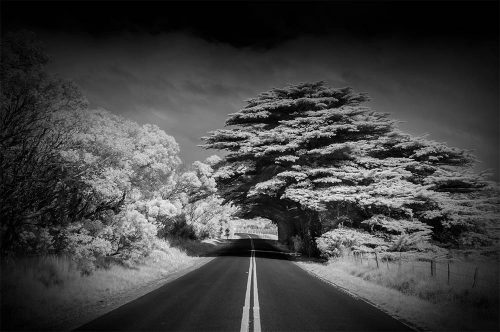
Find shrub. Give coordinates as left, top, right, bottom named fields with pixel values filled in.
left=389, top=231, right=433, bottom=252
left=458, top=232, right=494, bottom=248
left=17, top=228, right=54, bottom=254
left=112, top=209, right=158, bottom=265
left=63, top=224, right=114, bottom=274
left=316, top=227, right=388, bottom=258
left=64, top=209, right=159, bottom=273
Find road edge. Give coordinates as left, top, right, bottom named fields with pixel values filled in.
left=57, top=256, right=216, bottom=331
left=295, top=262, right=427, bottom=332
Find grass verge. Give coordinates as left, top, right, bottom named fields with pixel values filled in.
left=0, top=238, right=227, bottom=330
left=296, top=256, right=499, bottom=331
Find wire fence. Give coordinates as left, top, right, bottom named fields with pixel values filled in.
left=232, top=228, right=497, bottom=291
left=344, top=251, right=498, bottom=291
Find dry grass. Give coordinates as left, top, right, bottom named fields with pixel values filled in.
left=337, top=255, right=498, bottom=305
left=297, top=255, right=499, bottom=331
left=0, top=238, right=219, bottom=330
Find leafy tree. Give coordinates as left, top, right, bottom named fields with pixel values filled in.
left=4, top=102, right=183, bottom=267
left=0, top=31, right=86, bottom=251
left=56, top=108, right=182, bottom=268
left=203, top=82, right=495, bottom=255
left=0, top=31, right=235, bottom=272
left=154, top=157, right=236, bottom=239
left=59, top=108, right=181, bottom=221
left=0, top=31, right=184, bottom=261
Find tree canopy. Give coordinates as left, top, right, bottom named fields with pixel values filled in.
left=0, top=31, right=87, bottom=247
left=203, top=82, right=496, bottom=255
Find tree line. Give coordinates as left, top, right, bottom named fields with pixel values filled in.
left=0, top=32, right=234, bottom=272
left=1, top=31, right=497, bottom=268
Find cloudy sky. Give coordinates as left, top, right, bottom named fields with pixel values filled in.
left=3, top=1, right=499, bottom=179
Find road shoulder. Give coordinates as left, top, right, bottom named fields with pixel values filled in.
left=296, top=260, right=500, bottom=332
left=56, top=256, right=215, bottom=331
left=296, top=261, right=426, bottom=331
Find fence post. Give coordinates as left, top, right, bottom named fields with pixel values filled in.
left=447, top=262, right=450, bottom=285
left=386, top=257, right=390, bottom=270
left=472, top=267, right=479, bottom=288
left=398, top=252, right=402, bottom=273
left=375, top=251, right=379, bottom=269
left=430, top=260, right=434, bottom=277
left=360, top=252, right=363, bottom=265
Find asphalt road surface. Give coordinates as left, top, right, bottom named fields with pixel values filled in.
left=77, top=235, right=412, bottom=331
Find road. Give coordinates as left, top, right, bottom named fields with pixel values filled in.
left=77, top=235, right=412, bottom=331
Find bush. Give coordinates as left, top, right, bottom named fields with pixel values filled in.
left=316, top=227, right=388, bottom=258
left=62, top=209, right=159, bottom=273
left=389, top=231, right=433, bottom=252
left=112, top=209, right=158, bottom=265
left=458, top=232, right=494, bottom=248
left=16, top=228, right=54, bottom=254
left=63, top=224, right=114, bottom=274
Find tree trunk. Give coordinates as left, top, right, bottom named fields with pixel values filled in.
left=300, top=209, right=322, bottom=257
left=277, top=220, right=294, bottom=245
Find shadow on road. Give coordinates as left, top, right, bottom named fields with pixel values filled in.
left=165, top=233, right=329, bottom=264
left=201, top=235, right=298, bottom=262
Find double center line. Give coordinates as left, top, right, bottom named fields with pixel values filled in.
left=240, top=235, right=261, bottom=332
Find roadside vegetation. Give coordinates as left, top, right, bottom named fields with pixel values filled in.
left=0, top=32, right=237, bottom=329
left=1, top=30, right=498, bottom=331
left=0, top=237, right=229, bottom=330
left=297, top=250, right=499, bottom=331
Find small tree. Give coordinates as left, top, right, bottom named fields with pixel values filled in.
left=203, top=82, right=495, bottom=254
left=148, top=157, right=236, bottom=240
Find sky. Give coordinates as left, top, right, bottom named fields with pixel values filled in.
left=2, top=1, right=499, bottom=179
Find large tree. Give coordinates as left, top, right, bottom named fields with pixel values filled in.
left=0, top=31, right=87, bottom=250
left=0, top=32, right=181, bottom=258
left=202, top=82, right=494, bottom=254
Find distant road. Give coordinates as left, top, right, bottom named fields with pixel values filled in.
left=77, top=235, right=412, bottom=331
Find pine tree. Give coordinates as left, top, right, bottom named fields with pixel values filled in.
left=202, top=82, right=495, bottom=254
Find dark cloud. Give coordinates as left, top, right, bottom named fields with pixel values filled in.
left=3, top=1, right=498, bottom=47
left=32, top=31, right=498, bottom=180
left=2, top=2, right=498, bottom=178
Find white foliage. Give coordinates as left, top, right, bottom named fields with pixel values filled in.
left=202, top=82, right=495, bottom=246
left=249, top=178, right=287, bottom=197
left=205, top=155, right=222, bottom=166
